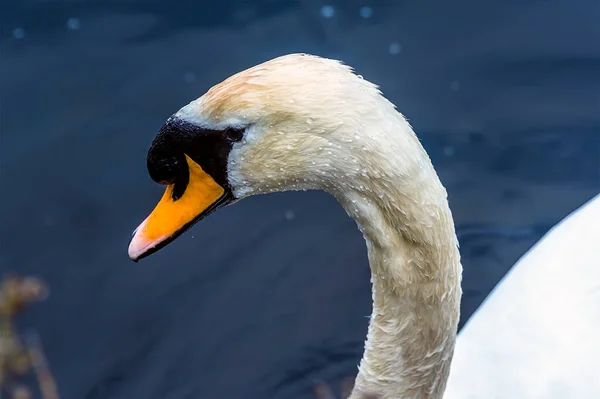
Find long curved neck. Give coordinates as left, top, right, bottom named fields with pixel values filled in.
left=328, top=117, right=462, bottom=398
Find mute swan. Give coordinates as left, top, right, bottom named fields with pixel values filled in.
left=127, top=53, right=597, bottom=398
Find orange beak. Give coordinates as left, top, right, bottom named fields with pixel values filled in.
left=128, top=154, right=228, bottom=261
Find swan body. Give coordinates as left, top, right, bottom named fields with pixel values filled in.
left=445, top=193, right=600, bottom=399
left=128, top=53, right=595, bottom=398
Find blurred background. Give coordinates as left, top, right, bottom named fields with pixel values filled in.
left=1, top=1, right=599, bottom=398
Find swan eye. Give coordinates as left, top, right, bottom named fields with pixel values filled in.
left=225, top=127, right=244, bottom=142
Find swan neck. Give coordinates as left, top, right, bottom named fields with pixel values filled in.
left=334, top=140, right=462, bottom=398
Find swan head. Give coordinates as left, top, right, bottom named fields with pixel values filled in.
left=128, top=53, right=405, bottom=261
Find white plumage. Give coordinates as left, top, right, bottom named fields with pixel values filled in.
left=446, top=193, right=600, bottom=399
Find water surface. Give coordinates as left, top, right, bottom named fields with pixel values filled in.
left=1, top=1, right=599, bottom=398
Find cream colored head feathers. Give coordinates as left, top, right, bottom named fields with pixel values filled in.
left=175, top=54, right=428, bottom=201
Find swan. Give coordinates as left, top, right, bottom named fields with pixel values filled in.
left=129, top=53, right=460, bottom=398
left=127, top=53, right=598, bottom=398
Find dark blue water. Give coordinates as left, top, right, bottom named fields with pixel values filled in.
left=1, top=1, right=599, bottom=398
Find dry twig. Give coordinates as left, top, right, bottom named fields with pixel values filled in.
left=0, top=274, right=59, bottom=399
